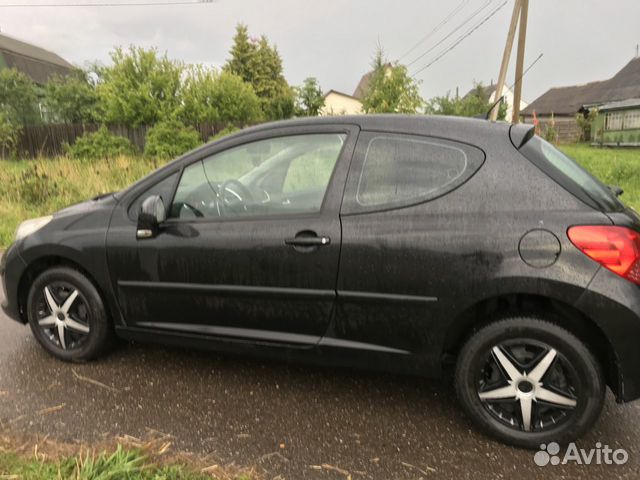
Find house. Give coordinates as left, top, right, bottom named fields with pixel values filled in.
left=0, top=32, right=74, bottom=85
left=522, top=56, right=640, bottom=142
left=591, top=98, right=640, bottom=146
left=464, top=83, right=529, bottom=121
left=320, top=90, right=363, bottom=115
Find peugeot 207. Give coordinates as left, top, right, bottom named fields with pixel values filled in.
left=3, top=115, right=640, bottom=448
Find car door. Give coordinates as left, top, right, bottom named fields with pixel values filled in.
left=106, top=124, right=359, bottom=345
left=328, top=131, right=486, bottom=369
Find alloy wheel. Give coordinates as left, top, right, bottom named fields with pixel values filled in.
left=35, top=282, right=91, bottom=351
left=477, top=340, right=578, bottom=433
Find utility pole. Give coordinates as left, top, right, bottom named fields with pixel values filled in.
left=512, top=0, right=529, bottom=123
left=489, top=0, right=522, bottom=121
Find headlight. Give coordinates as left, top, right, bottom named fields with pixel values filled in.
left=15, top=215, right=53, bottom=241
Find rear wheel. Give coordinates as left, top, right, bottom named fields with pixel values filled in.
left=27, top=267, right=112, bottom=362
left=455, top=317, right=605, bottom=448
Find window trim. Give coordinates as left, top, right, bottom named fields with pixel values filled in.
left=342, top=131, right=486, bottom=216
left=126, top=171, right=181, bottom=221
left=166, top=131, right=351, bottom=224
left=118, top=124, right=359, bottom=225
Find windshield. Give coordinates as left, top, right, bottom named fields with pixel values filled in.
left=520, top=136, right=623, bottom=212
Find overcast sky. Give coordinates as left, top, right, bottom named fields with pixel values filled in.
left=1, top=0, right=639, bottom=103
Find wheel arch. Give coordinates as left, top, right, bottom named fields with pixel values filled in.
left=16, top=255, right=113, bottom=325
left=442, top=292, right=622, bottom=400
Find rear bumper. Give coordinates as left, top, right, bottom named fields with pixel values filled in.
left=576, top=267, right=640, bottom=402
left=0, top=244, right=27, bottom=324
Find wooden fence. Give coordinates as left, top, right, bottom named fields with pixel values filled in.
left=12, top=122, right=229, bottom=158
left=522, top=116, right=581, bottom=144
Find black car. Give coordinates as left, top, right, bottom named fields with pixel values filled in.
left=2, top=115, right=640, bottom=448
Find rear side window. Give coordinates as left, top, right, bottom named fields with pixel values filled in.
left=350, top=133, right=484, bottom=211
left=520, top=136, right=623, bottom=212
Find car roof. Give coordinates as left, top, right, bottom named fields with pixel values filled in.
left=239, top=114, right=512, bottom=146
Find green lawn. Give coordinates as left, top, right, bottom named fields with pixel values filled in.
left=0, top=445, right=248, bottom=479
left=560, top=144, right=640, bottom=211
left=1, top=144, right=639, bottom=249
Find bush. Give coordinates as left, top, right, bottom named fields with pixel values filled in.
left=17, top=164, right=56, bottom=205
left=66, top=126, right=136, bottom=160
left=144, top=119, right=202, bottom=159
left=0, top=112, right=20, bottom=158
left=576, top=108, right=597, bottom=142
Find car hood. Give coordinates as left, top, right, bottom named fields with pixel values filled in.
left=53, top=193, right=118, bottom=219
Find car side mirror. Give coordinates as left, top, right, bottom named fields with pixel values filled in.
left=137, top=195, right=166, bottom=239
left=608, top=185, right=624, bottom=197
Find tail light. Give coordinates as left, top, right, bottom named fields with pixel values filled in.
left=568, top=225, right=640, bottom=285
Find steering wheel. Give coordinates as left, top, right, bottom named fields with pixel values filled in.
left=178, top=202, right=205, bottom=218
left=220, top=179, right=255, bottom=215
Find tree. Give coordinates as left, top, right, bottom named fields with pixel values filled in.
left=295, top=77, right=325, bottom=116
left=361, top=48, right=424, bottom=114
left=44, top=69, right=98, bottom=123
left=179, top=66, right=261, bottom=126
left=224, top=25, right=295, bottom=120
left=97, top=46, right=183, bottom=127
left=0, top=68, right=40, bottom=126
left=224, top=24, right=257, bottom=85
left=426, top=83, right=507, bottom=120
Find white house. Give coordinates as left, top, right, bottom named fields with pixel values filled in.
left=320, top=90, right=363, bottom=115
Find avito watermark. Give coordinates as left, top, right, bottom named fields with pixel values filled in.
left=534, top=442, right=629, bottom=466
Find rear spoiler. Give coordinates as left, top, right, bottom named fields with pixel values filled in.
left=509, top=123, right=535, bottom=150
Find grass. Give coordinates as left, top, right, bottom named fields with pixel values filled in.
left=1, top=144, right=639, bottom=249
left=560, top=143, right=640, bottom=210
left=0, top=444, right=247, bottom=479
left=0, top=155, right=163, bottom=247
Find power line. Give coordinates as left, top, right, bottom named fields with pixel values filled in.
left=396, top=0, right=470, bottom=62
left=508, top=52, right=543, bottom=90
left=0, top=0, right=212, bottom=7
left=411, top=1, right=508, bottom=77
left=406, top=0, right=494, bottom=68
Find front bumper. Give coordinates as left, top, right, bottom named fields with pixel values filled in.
left=0, top=243, right=27, bottom=323
left=576, top=267, right=640, bottom=403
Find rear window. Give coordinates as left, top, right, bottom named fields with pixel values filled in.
left=520, top=136, right=623, bottom=212
left=355, top=134, right=485, bottom=209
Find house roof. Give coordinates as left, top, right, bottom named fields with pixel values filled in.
left=353, top=70, right=373, bottom=100
left=352, top=63, right=393, bottom=100
left=523, top=57, right=640, bottom=116
left=597, top=98, right=640, bottom=112
left=0, top=33, right=74, bottom=84
left=323, top=89, right=361, bottom=101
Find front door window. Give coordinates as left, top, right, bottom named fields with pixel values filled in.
left=170, top=134, right=346, bottom=219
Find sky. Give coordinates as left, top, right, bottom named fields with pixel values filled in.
left=1, top=0, right=639, bottom=104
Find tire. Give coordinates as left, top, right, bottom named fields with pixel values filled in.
left=27, top=267, right=113, bottom=362
left=455, top=317, right=605, bottom=449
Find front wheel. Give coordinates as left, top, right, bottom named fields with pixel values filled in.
left=27, top=267, right=113, bottom=362
left=455, top=317, right=605, bottom=449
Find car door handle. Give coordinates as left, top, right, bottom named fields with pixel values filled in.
left=285, top=236, right=331, bottom=247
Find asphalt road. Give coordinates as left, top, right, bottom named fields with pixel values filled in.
left=1, top=286, right=640, bottom=479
